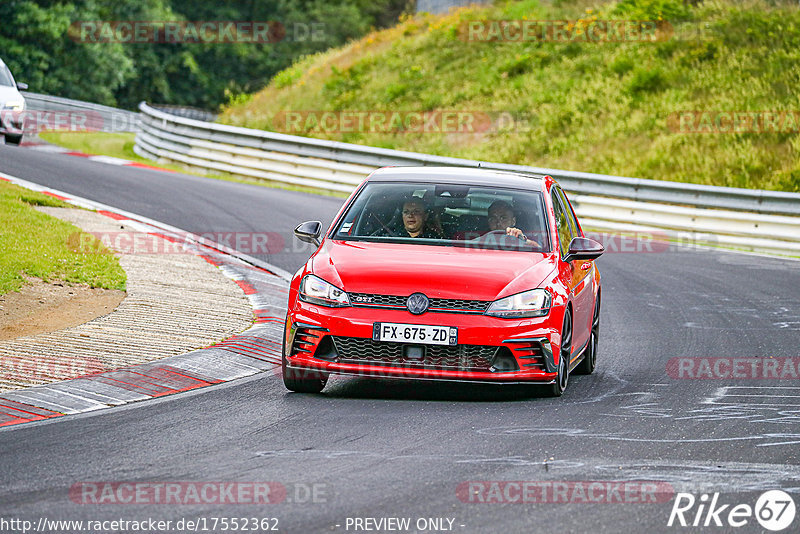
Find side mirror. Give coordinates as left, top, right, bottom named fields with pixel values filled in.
left=16, top=82, right=28, bottom=91
left=294, top=220, right=322, bottom=246
left=564, top=237, right=604, bottom=262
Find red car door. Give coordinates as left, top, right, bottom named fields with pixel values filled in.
left=551, top=187, right=593, bottom=362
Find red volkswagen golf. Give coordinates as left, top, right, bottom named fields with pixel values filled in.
left=283, top=167, right=603, bottom=396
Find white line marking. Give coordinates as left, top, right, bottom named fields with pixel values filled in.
left=718, top=394, right=800, bottom=398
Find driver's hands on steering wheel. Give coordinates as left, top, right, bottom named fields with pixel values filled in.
left=505, top=227, right=541, bottom=248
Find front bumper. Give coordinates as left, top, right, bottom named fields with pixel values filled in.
left=0, top=110, right=24, bottom=136
left=285, top=302, right=560, bottom=383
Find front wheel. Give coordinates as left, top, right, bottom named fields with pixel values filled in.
left=545, top=309, right=572, bottom=397
left=574, top=296, right=599, bottom=375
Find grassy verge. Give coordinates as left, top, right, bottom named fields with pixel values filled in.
left=37, top=132, right=349, bottom=198
left=220, top=0, right=800, bottom=193
left=38, top=132, right=194, bottom=173
left=0, top=181, right=127, bottom=295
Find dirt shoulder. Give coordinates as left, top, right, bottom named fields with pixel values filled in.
left=0, top=207, right=254, bottom=392
left=0, top=278, right=125, bottom=341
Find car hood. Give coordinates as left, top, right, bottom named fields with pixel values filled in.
left=0, top=85, right=23, bottom=105
left=312, top=240, right=556, bottom=301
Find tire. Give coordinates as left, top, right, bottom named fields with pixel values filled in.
left=4, top=134, right=22, bottom=146
left=574, top=296, right=600, bottom=375
left=545, top=309, right=572, bottom=397
left=282, top=334, right=328, bottom=393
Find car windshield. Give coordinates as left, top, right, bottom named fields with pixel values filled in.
left=332, top=181, right=551, bottom=252
left=0, top=65, right=14, bottom=87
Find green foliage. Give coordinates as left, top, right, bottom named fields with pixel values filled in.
left=626, top=67, right=667, bottom=95
left=776, top=169, right=800, bottom=192
left=220, top=0, right=800, bottom=192
left=273, top=65, right=304, bottom=89
left=609, top=55, right=635, bottom=76
left=0, top=0, right=409, bottom=110
left=0, top=1, right=134, bottom=105
left=500, top=54, right=535, bottom=77
left=611, top=0, right=692, bottom=21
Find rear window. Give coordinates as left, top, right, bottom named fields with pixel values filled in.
left=332, top=182, right=551, bottom=252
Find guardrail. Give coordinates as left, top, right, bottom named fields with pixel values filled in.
left=133, top=101, right=800, bottom=256
left=417, top=0, right=491, bottom=14
left=21, top=92, right=140, bottom=133
left=150, top=104, right=217, bottom=123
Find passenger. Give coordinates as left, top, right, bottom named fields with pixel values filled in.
left=399, top=197, right=443, bottom=239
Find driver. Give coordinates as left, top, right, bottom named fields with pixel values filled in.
left=486, top=200, right=542, bottom=247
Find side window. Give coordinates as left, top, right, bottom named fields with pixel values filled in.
left=556, top=187, right=580, bottom=239
left=550, top=190, right=572, bottom=257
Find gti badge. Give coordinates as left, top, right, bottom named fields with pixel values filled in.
left=406, top=292, right=429, bottom=315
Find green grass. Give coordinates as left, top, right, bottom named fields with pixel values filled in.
left=0, top=181, right=127, bottom=295
left=38, top=131, right=194, bottom=173
left=219, top=0, right=800, bottom=192
left=38, top=131, right=349, bottom=198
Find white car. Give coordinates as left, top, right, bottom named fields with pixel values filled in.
left=0, top=58, right=28, bottom=146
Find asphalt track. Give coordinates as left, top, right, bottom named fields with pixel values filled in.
left=1, top=144, right=800, bottom=533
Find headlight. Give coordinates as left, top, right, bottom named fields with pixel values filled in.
left=299, top=275, right=350, bottom=307
left=485, top=289, right=551, bottom=318
left=2, top=100, right=25, bottom=111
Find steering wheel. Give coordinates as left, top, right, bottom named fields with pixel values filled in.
left=480, top=229, right=541, bottom=249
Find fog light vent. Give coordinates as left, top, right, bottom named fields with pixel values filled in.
left=490, top=347, right=520, bottom=373
left=313, top=335, right=338, bottom=361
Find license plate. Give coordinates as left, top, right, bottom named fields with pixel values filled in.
left=373, top=323, right=457, bottom=346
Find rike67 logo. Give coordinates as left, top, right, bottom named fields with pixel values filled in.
left=668, top=490, right=796, bottom=531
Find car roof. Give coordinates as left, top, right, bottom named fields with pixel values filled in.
left=367, top=166, right=547, bottom=191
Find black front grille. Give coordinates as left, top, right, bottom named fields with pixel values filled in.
left=429, top=298, right=489, bottom=312
left=331, top=336, right=496, bottom=371
left=351, top=294, right=406, bottom=307
left=350, top=293, right=490, bottom=313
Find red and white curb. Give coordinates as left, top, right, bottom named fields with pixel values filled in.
left=0, top=171, right=292, bottom=429
left=20, top=140, right=175, bottom=173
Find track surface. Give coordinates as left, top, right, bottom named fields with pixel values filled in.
left=1, top=144, right=799, bottom=533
